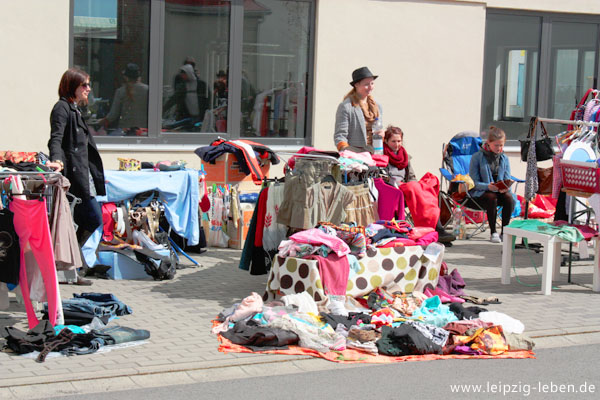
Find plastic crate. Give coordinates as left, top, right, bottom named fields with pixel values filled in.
left=560, top=159, right=600, bottom=193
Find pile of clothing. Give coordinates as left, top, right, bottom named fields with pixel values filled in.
left=212, top=283, right=533, bottom=360
left=2, top=292, right=149, bottom=363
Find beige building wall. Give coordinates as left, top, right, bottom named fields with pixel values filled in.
left=1, top=0, right=599, bottom=178
left=0, top=1, right=70, bottom=153
left=313, top=0, right=486, bottom=179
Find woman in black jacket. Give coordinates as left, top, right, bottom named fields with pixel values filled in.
left=47, top=68, right=106, bottom=283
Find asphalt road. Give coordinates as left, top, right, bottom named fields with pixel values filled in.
left=50, top=343, right=600, bottom=400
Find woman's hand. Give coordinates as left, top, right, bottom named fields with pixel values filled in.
left=46, top=161, right=63, bottom=172
left=373, top=130, right=385, bottom=138
left=488, top=183, right=499, bottom=192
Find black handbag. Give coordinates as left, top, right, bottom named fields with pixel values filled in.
left=519, top=117, right=555, bottom=162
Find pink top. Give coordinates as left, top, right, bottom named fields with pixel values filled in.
left=290, top=228, right=350, bottom=256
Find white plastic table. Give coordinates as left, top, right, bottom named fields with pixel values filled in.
left=501, top=226, right=600, bottom=295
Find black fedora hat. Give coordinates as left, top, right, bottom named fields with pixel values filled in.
left=350, top=66, right=378, bottom=86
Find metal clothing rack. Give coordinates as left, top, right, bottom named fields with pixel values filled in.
left=535, top=117, right=600, bottom=283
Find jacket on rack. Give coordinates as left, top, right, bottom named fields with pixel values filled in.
left=48, top=98, right=106, bottom=200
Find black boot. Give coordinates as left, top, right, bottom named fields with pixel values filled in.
left=436, top=219, right=456, bottom=243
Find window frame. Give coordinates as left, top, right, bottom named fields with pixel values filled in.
left=482, top=9, right=600, bottom=143
left=71, top=0, right=316, bottom=149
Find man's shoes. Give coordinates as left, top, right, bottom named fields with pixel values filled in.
left=437, top=230, right=456, bottom=243
left=490, top=232, right=501, bottom=243
left=75, top=276, right=93, bottom=286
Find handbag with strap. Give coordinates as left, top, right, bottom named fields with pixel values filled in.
left=519, top=117, right=554, bottom=162
left=536, top=166, right=553, bottom=195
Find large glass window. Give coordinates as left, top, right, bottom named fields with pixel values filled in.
left=73, top=0, right=151, bottom=137
left=71, top=0, right=315, bottom=145
left=481, top=14, right=541, bottom=139
left=240, top=0, right=310, bottom=138
left=161, top=1, right=230, bottom=133
left=481, top=11, right=600, bottom=140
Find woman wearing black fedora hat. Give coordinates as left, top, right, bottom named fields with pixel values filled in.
left=334, top=66, right=383, bottom=152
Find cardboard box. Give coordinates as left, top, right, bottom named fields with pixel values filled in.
left=227, top=203, right=255, bottom=249
left=202, top=153, right=269, bottom=192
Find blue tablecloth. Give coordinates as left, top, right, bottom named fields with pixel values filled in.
left=97, top=169, right=200, bottom=245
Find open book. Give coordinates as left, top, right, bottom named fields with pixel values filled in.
left=493, top=179, right=514, bottom=191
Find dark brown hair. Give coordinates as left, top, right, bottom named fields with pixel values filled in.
left=58, top=68, right=90, bottom=102
left=384, top=125, right=404, bottom=142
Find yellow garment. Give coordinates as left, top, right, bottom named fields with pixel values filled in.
left=452, top=174, right=475, bottom=191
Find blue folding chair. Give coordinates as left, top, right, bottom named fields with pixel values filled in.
left=439, top=131, right=524, bottom=239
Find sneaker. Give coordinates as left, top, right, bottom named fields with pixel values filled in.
left=490, top=232, right=501, bottom=243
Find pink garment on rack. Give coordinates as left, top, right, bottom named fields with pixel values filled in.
left=10, top=198, right=59, bottom=329
left=306, top=253, right=349, bottom=296
left=290, top=228, right=350, bottom=256
left=374, top=178, right=405, bottom=221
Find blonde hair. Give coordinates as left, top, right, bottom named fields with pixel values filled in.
left=486, top=126, right=506, bottom=142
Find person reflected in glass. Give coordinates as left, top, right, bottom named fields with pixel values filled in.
left=163, top=57, right=208, bottom=129
left=99, top=63, right=148, bottom=136
left=47, top=68, right=106, bottom=284
left=214, top=69, right=228, bottom=107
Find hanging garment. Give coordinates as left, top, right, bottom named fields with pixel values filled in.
left=306, top=253, right=350, bottom=296
left=262, top=184, right=287, bottom=252
left=10, top=197, right=62, bottom=329
left=343, top=184, right=375, bottom=227
left=373, top=178, right=405, bottom=221
left=254, top=187, right=269, bottom=247
left=48, top=175, right=82, bottom=270
left=0, top=209, right=21, bottom=285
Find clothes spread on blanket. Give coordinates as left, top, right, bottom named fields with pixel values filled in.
left=213, top=286, right=533, bottom=358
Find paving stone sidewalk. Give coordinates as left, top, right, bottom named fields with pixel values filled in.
left=1, top=237, right=599, bottom=399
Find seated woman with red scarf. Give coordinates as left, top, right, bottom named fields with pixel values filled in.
left=383, top=126, right=455, bottom=243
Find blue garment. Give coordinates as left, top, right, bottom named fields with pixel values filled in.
left=411, top=296, right=458, bottom=327
left=96, top=169, right=199, bottom=245
left=469, top=150, right=512, bottom=198
left=54, top=325, right=86, bottom=335
left=44, top=293, right=132, bottom=321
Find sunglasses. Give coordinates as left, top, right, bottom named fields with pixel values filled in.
left=81, top=82, right=91, bottom=88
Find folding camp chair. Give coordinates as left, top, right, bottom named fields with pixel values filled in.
left=439, top=131, right=524, bottom=239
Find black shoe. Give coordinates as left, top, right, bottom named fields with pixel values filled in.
left=437, top=230, right=456, bottom=243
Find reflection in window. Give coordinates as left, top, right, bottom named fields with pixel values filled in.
left=481, top=14, right=541, bottom=139
left=549, top=22, right=598, bottom=120
left=240, top=1, right=311, bottom=138
left=73, top=0, right=151, bottom=137
left=161, top=1, right=230, bottom=133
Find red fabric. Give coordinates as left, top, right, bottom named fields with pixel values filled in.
left=260, top=97, right=269, bottom=136
left=371, top=154, right=389, bottom=167
left=518, top=194, right=555, bottom=219
left=378, top=238, right=416, bottom=247
left=306, top=253, right=350, bottom=296
left=399, top=172, right=440, bottom=228
left=254, top=188, right=269, bottom=247
left=553, top=221, right=598, bottom=240
left=101, top=203, right=117, bottom=242
left=383, top=143, right=408, bottom=169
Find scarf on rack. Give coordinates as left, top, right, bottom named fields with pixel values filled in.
left=482, top=142, right=501, bottom=178
left=383, top=143, right=408, bottom=170
left=349, top=92, right=380, bottom=145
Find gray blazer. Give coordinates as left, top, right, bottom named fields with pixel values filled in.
left=334, top=97, right=382, bottom=150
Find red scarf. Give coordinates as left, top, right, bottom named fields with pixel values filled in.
left=383, top=143, right=408, bottom=169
